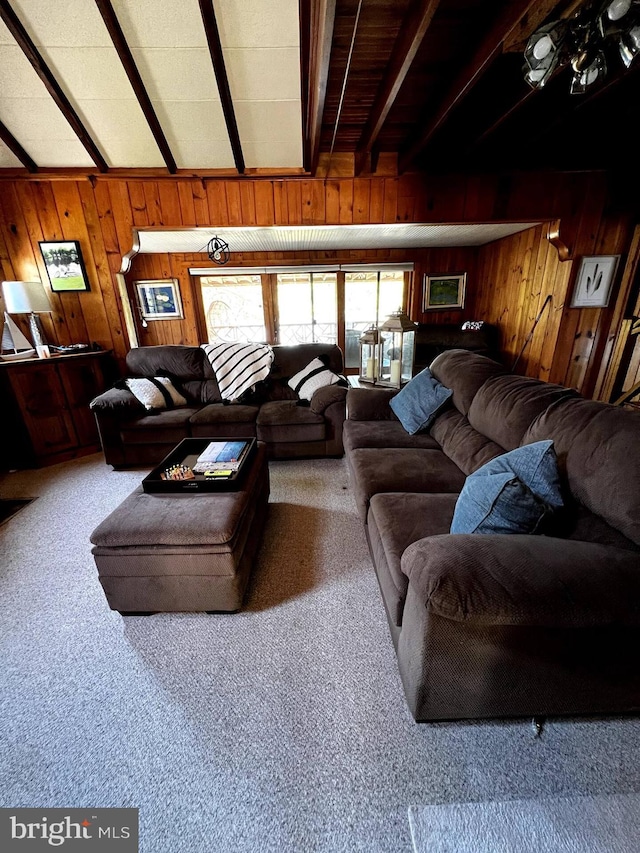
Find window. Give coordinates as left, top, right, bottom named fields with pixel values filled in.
left=276, top=272, right=337, bottom=345
left=196, top=266, right=409, bottom=370
left=344, top=270, right=405, bottom=369
left=200, top=275, right=266, bottom=343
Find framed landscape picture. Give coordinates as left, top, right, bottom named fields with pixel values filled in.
left=423, top=273, right=466, bottom=311
left=39, top=240, right=90, bottom=292
left=135, top=279, right=184, bottom=320
left=570, top=255, right=620, bottom=308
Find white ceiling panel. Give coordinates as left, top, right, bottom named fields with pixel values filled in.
left=0, top=29, right=96, bottom=166
left=0, top=95, right=93, bottom=166
left=111, top=0, right=235, bottom=169
left=0, top=140, right=23, bottom=168
left=75, top=100, right=165, bottom=168
left=217, top=1, right=302, bottom=169
left=225, top=48, right=300, bottom=101
left=241, top=141, right=304, bottom=169
left=3, top=1, right=163, bottom=168
left=42, top=48, right=138, bottom=100
left=0, top=0, right=304, bottom=171
left=9, top=0, right=112, bottom=47
left=153, top=101, right=235, bottom=169
left=130, top=48, right=220, bottom=102
left=135, top=223, right=540, bottom=255
left=111, top=0, right=208, bottom=48
left=214, top=0, right=300, bottom=48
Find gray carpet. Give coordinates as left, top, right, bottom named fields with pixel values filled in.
left=408, top=794, right=640, bottom=853
left=1, top=454, right=639, bottom=853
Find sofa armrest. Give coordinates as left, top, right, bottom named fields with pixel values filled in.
left=346, top=387, right=399, bottom=421
left=90, top=386, right=144, bottom=414
left=401, top=534, right=640, bottom=627
left=310, top=383, right=347, bottom=415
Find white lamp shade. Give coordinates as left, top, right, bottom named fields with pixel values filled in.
left=2, top=280, right=52, bottom=313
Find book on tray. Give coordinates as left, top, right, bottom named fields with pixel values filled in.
left=193, top=440, right=249, bottom=473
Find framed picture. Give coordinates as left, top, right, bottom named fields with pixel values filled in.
left=39, top=240, right=90, bottom=292
left=571, top=255, right=620, bottom=308
left=135, top=279, right=183, bottom=320
left=423, top=273, right=466, bottom=311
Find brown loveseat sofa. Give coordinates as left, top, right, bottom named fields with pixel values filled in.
left=91, top=342, right=347, bottom=468
left=344, top=349, right=640, bottom=722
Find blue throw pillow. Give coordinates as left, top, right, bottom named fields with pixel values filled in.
left=389, top=368, right=452, bottom=435
left=450, top=440, right=563, bottom=535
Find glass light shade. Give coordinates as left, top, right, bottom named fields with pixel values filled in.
left=619, top=24, right=640, bottom=65
left=524, top=21, right=564, bottom=88
left=570, top=52, right=607, bottom=93
left=608, top=0, right=632, bottom=21
left=2, top=280, right=52, bottom=314
left=358, top=326, right=380, bottom=383
left=533, top=35, right=553, bottom=60
left=377, top=311, right=416, bottom=388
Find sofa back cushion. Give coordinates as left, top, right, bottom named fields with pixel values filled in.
left=523, top=397, right=640, bottom=546
left=430, top=409, right=505, bottom=475
left=271, top=343, right=343, bottom=379
left=467, top=374, right=578, bottom=451
left=126, top=345, right=221, bottom=404
left=430, top=350, right=507, bottom=416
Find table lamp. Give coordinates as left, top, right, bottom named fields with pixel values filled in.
left=2, top=280, right=52, bottom=348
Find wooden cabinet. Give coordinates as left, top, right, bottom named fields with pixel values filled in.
left=0, top=350, right=115, bottom=469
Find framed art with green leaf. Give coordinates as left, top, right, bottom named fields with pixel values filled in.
left=423, top=273, right=466, bottom=311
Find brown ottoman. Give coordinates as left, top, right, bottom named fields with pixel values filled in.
left=90, top=444, right=269, bottom=613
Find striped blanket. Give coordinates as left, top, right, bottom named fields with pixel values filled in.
left=201, top=342, right=274, bottom=401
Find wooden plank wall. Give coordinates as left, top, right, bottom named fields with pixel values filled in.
left=0, top=172, right=634, bottom=397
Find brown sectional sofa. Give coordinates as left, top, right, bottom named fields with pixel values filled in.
left=91, top=342, right=347, bottom=468
left=344, top=349, right=640, bottom=722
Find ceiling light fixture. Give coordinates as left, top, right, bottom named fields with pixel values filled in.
left=524, top=0, right=640, bottom=93
left=205, top=236, right=231, bottom=265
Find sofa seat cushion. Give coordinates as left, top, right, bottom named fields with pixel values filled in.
left=429, top=409, right=504, bottom=475
left=348, top=447, right=466, bottom=522
left=343, top=420, right=440, bottom=453
left=189, top=403, right=259, bottom=425
left=119, top=407, right=202, bottom=445
left=188, top=403, right=259, bottom=439
left=368, top=493, right=458, bottom=626
left=256, top=400, right=325, bottom=443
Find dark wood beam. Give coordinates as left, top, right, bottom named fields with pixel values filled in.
left=94, top=0, right=177, bottom=174
left=399, top=0, right=541, bottom=172
left=0, top=0, right=109, bottom=172
left=0, top=119, right=38, bottom=172
left=304, top=0, right=337, bottom=175
left=355, top=0, right=441, bottom=173
left=198, top=0, right=245, bottom=174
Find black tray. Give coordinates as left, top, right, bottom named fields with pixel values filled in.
left=142, top=438, right=257, bottom=493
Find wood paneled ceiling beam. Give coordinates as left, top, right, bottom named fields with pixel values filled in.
left=0, top=119, right=38, bottom=172
left=198, top=0, right=245, bottom=175
left=399, top=0, right=542, bottom=172
left=0, top=0, right=109, bottom=172
left=355, top=0, right=441, bottom=175
left=303, top=0, right=337, bottom=175
left=94, top=0, right=177, bottom=174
